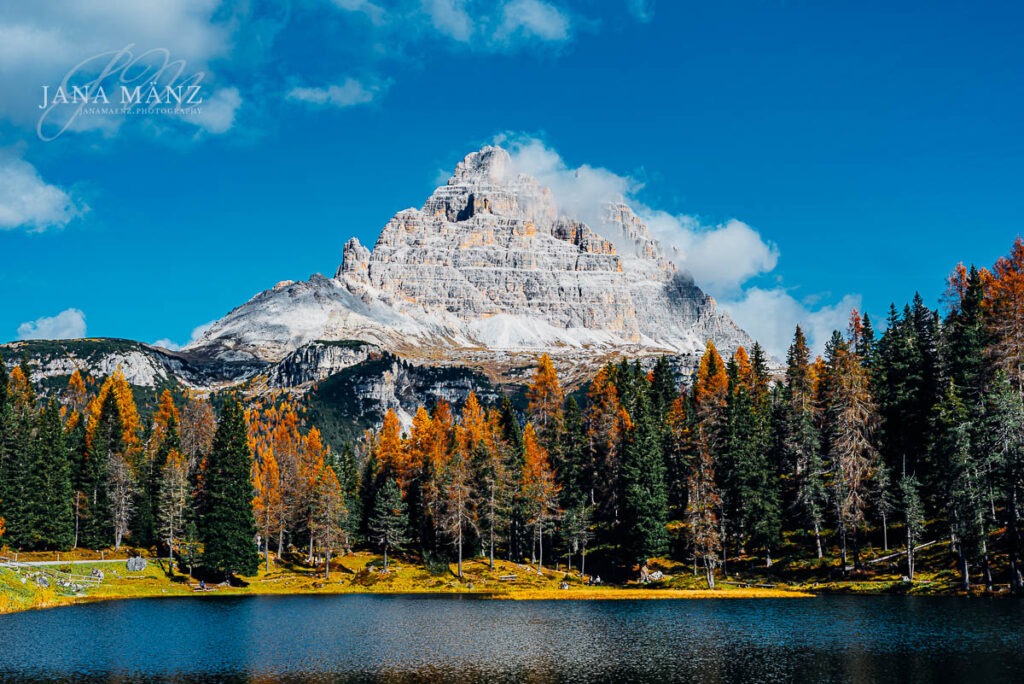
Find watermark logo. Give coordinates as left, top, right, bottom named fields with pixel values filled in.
left=37, top=44, right=206, bottom=141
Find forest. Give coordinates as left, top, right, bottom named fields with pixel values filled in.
left=2, top=237, right=1024, bottom=594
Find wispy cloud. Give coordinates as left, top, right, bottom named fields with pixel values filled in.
left=152, top=319, right=215, bottom=351
left=329, top=0, right=575, bottom=52
left=287, top=78, right=390, bottom=108
left=498, top=0, right=571, bottom=43
left=0, top=150, right=84, bottom=231
left=17, top=308, right=87, bottom=340
left=720, top=288, right=862, bottom=357
left=0, top=1, right=236, bottom=135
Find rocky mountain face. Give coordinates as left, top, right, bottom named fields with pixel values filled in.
left=185, top=146, right=752, bottom=381
left=3, top=146, right=758, bottom=433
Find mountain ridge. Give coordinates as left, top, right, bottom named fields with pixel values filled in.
left=185, top=145, right=753, bottom=373
left=3, top=146, right=758, bottom=402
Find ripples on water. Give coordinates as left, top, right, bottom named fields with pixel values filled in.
left=0, top=594, right=1022, bottom=683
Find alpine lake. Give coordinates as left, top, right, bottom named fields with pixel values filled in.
left=1, top=593, right=1022, bottom=682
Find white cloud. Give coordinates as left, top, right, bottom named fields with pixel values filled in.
left=0, top=1, right=236, bottom=135
left=287, top=78, right=388, bottom=108
left=498, top=0, right=571, bottom=42
left=0, top=151, right=84, bottom=231
left=501, top=134, right=776, bottom=293
left=17, top=308, right=87, bottom=340
left=425, top=0, right=474, bottom=41
left=331, top=0, right=386, bottom=24
left=329, top=0, right=573, bottom=51
left=152, top=320, right=215, bottom=351
left=721, top=288, right=861, bottom=358
left=191, top=86, right=242, bottom=134
left=498, top=135, right=858, bottom=356
left=643, top=212, right=778, bottom=294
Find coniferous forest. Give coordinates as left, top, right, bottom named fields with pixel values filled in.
left=3, top=239, right=1024, bottom=594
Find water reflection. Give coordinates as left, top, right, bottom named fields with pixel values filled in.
left=0, top=595, right=1021, bottom=683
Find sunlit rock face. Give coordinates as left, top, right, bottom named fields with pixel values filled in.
left=187, top=146, right=753, bottom=382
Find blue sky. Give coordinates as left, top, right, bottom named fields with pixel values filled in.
left=1, top=0, right=1022, bottom=355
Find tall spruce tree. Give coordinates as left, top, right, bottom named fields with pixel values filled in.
left=201, top=397, right=260, bottom=578
left=932, top=382, right=991, bottom=590
left=81, top=390, right=122, bottom=549
left=777, top=326, right=827, bottom=557
left=978, top=372, right=1024, bottom=593
left=23, top=400, right=74, bottom=550
left=554, top=397, right=587, bottom=509
left=367, top=478, right=409, bottom=571
left=618, top=390, right=669, bottom=564
left=0, top=358, right=14, bottom=544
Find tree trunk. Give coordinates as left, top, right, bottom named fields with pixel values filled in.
left=814, top=522, right=823, bottom=559
left=882, top=510, right=889, bottom=551
left=457, top=526, right=463, bottom=579
left=983, top=553, right=994, bottom=592
left=766, top=548, right=772, bottom=568
left=489, top=520, right=495, bottom=571
left=277, top=529, right=284, bottom=559
left=325, top=549, right=330, bottom=580
left=906, top=526, right=915, bottom=581
left=840, top=526, right=848, bottom=575
left=705, top=558, right=715, bottom=589
left=581, top=545, right=586, bottom=577
left=960, top=554, right=970, bottom=592
left=383, top=545, right=389, bottom=571
left=720, top=519, right=727, bottom=576
left=537, top=523, right=543, bottom=575
left=73, top=499, right=80, bottom=550
left=1011, top=490, right=1023, bottom=596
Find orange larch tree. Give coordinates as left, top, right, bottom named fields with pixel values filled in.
left=985, top=236, right=1024, bottom=396
left=310, top=465, right=348, bottom=579
left=521, top=422, right=561, bottom=574
left=526, top=353, right=565, bottom=445
left=253, top=446, right=284, bottom=572
left=375, top=409, right=407, bottom=489
left=732, top=346, right=754, bottom=394
left=693, top=341, right=728, bottom=421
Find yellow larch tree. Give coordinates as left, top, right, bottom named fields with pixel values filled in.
left=253, top=446, right=284, bottom=572
left=521, top=422, right=561, bottom=574
left=526, top=353, right=564, bottom=443
left=732, top=346, right=753, bottom=393
left=693, top=341, right=728, bottom=419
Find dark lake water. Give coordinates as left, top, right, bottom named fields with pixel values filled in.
left=0, top=594, right=1022, bottom=682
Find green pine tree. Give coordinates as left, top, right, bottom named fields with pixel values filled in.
left=334, top=443, right=363, bottom=542
left=23, top=400, right=74, bottom=550
left=0, top=357, right=14, bottom=543
left=200, top=397, right=260, bottom=578
left=81, top=390, right=122, bottom=549
left=1, top=365, right=37, bottom=548
left=367, top=478, right=409, bottom=571
left=618, top=390, right=669, bottom=564
left=554, top=397, right=587, bottom=509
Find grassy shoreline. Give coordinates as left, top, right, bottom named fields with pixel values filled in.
left=4, top=541, right=1010, bottom=616
left=1, top=551, right=816, bottom=614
